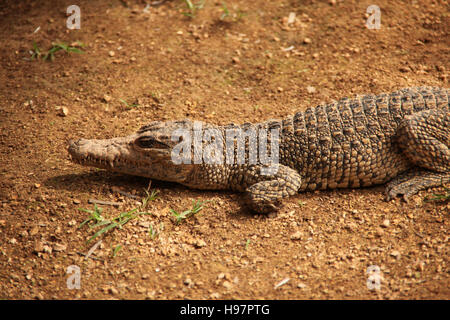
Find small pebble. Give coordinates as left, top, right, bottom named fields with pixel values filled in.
left=53, top=243, right=67, bottom=252
left=195, top=239, right=206, bottom=248
left=274, top=278, right=290, bottom=289
left=103, top=94, right=112, bottom=103
left=290, top=231, right=303, bottom=240
left=306, top=86, right=316, bottom=93
left=390, top=250, right=401, bottom=258
left=108, top=287, right=118, bottom=295
left=222, top=281, right=233, bottom=290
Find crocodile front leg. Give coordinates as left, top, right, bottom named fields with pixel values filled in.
left=386, top=108, right=450, bottom=201
left=238, top=164, right=302, bottom=213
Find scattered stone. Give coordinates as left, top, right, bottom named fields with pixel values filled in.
left=55, top=106, right=69, bottom=117
left=297, top=283, right=307, bottom=289
left=108, top=51, right=115, bottom=57
left=290, top=231, right=303, bottom=240
left=345, top=221, right=358, bottom=232
left=108, top=287, right=118, bottom=295
left=53, top=243, right=67, bottom=252
left=194, top=239, right=206, bottom=248
left=136, top=286, right=146, bottom=294
left=60, top=107, right=69, bottom=117
left=139, top=221, right=150, bottom=228
left=277, top=87, right=284, bottom=92
left=103, top=94, right=112, bottom=103
left=253, top=257, right=264, bottom=263
left=399, top=66, right=411, bottom=73
left=183, top=278, right=192, bottom=286
left=34, top=293, right=44, bottom=300
left=303, top=37, right=312, bottom=44
left=274, top=277, right=290, bottom=289
left=29, top=226, right=39, bottom=236
left=223, top=280, right=233, bottom=290
left=282, top=45, right=295, bottom=52
left=68, top=220, right=77, bottom=227
left=390, top=250, right=401, bottom=258
left=381, top=219, right=390, bottom=228
left=73, top=199, right=81, bottom=205
left=23, top=100, right=33, bottom=107
left=43, top=245, right=52, bottom=254
left=306, top=86, right=316, bottom=93
left=375, top=227, right=384, bottom=237
left=210, top=292, right=220, bottom=299
left=232, top=56, right=240, bottom=63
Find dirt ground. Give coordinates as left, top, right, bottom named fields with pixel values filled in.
left=0, top=0, right=448, bottom=300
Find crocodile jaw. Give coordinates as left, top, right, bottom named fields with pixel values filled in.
left=68, top=136, right=188, bottom=182
left=68, top=136, right=137, bottom=170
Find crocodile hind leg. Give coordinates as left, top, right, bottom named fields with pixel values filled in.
left=241, top=164, right=302, bottom=213
left=386, top=108, right=450, bottom=201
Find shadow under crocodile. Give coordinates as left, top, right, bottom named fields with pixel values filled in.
left=43, top=171, right=252, bottom=218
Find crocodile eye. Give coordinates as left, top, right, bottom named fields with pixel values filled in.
left=135, top=137, right=169, bottom=149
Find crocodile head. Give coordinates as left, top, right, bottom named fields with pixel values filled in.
left=68, top=120, right=197, bottom=183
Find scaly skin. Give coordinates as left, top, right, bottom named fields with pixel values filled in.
left=68, top=87, right=450, bottom=213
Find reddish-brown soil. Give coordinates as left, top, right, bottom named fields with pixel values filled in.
left=0, top=0, right=448, bottom=299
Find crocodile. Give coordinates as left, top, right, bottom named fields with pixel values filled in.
left=68, top=87, right=449, bottom=213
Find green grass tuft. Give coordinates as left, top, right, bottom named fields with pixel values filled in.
left=171, top=199, right=208, bottom=224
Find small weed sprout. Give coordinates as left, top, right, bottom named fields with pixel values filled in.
left=78, top=204, right=104, bottom=228
left=78, top=188, right=158, bottom=243
left=245, top=239, right=251, bottom=250
left=298, top=200, right=306, bottom=207
left=424, top=186, right=450, bottom=202
left=112, top=244, right=122, bottom=257
left=148, top=224, right=159, bottom=239
left=43, top=41, right=84, bottom=61
left=30, top=42, right=42, bottom=60
left=119, top=98, right=139, bottom=109
left=182, top=0, right=205, bottom=18
left=171, top=200, right=208, bottom=224
left=220, top=2, right=246, bottom=22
